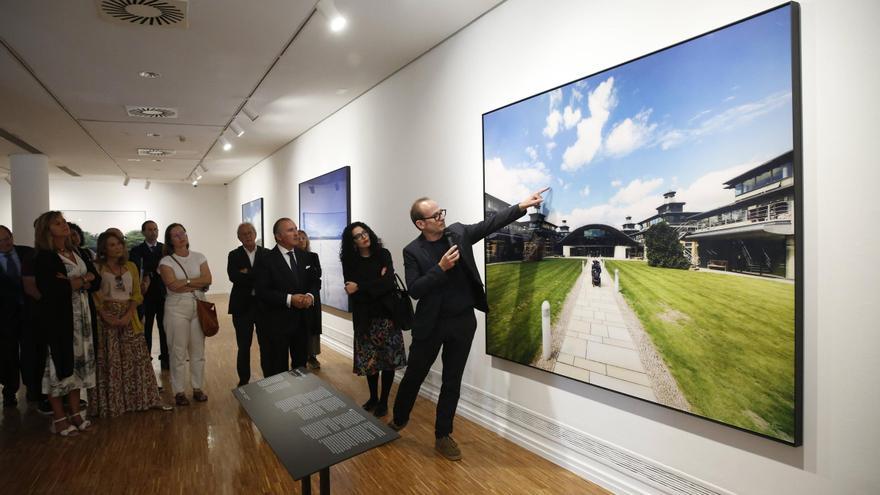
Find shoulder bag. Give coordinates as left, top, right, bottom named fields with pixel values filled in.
left=392, top=273, right=414, bottom=331
left=170, top=255, right=219, bottom=337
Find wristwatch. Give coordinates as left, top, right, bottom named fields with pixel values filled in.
left=186, top=279, right=191, bottom=285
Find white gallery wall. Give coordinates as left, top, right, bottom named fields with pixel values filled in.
left=0, top=178, right=233, bottom=294
left=222, top=0, right=880, bottom=493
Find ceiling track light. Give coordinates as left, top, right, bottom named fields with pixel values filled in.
left=199, top=164, right=209, bottom=173
left=317, top=0, right=347, bottom=32
left=219, top=136, right=232, bottom=151
left=123, top=175, right=130, bottom=186
left=230, top=120, right=245, bottom=137
left=242, top=104, right=259, bottom=122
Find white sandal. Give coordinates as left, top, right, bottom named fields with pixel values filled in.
left=50, top=417, right=78, bottom=437
left=69, top=410, right=92, bottom=431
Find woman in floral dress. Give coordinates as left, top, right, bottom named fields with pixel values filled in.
left=341, top=222, right=406, bottom=418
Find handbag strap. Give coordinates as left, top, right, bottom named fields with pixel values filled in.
left=169, top=255, right=198, bottom=300
left=394, top=273, right=408, bottom=292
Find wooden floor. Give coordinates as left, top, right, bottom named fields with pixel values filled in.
left=0, top=295, right=608, bottom=495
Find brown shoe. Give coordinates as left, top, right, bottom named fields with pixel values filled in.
left=175, top=393, right=190, bottom=406
left=192, top=390, right=208, bottom=402
left=435, top=436, right=462, bottom=461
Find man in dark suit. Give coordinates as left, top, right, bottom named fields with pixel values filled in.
left=129, top=220, right=169, bottom=369
left=0, top=225, right=35, bottom=408
left=389, top=188, right=547, bottom=461
left=227, top=222, right=269, bottom=386
left=253, top=218, right=320, bottom=376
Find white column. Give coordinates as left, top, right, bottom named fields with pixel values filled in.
left=10, top=154, right=50, bottom=246
left=785, top=236, right=795, bottom=280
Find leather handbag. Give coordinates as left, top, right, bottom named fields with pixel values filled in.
left=170, top=255, right=220, bottom=337
left=392, top=273, right=414, bottom=331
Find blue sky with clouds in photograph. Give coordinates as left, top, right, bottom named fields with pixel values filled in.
left=483, top=5, right=794, bottom=228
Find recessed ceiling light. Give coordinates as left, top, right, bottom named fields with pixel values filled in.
left=127, top=159, right=141, bottom=162
left=153, top=159, right=163, bottom=162
left=139, top=71, right=161, bottom=79
left=146, top=132, right=161, bottom=137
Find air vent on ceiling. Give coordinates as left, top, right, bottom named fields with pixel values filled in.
left=57, top=166, right=82, bottom=177
left=137, top=148, right=175, bottom=157
left=126, top=106, right=178, bottom=118
left=97, top=0, right=188, bottom=28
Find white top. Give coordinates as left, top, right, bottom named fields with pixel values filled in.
left=98, top=265, right=134, bottom=302
left=159, top=251, right=208, bottom=301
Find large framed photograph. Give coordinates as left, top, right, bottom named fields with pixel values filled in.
left=241, top=197, right=265, bottom=247
left=62, top=210, right=147, bottom=251
left=299, top=166, right=351, bottom=312
left=483, top=3, right=802, bottom=445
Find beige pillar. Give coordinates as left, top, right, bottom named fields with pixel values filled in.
left=785, top=236, right=795, bottom=280
left=10, top=154, right=50, bottom=246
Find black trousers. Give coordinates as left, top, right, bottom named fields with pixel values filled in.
left=232, top=304, right=257, bottom=385
left=392, top=310, right=477, bottom=438
left=0, top=304, right=24, bottom=400
left=261, top=318, right=309, bottom=377
left=143, top=297, right=168, bottom=363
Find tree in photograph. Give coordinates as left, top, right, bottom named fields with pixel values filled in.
left=125, top=230, right=145, bottom=250
left=644, top=222, right=690, bottom=269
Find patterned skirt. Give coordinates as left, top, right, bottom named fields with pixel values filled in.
left=353, top=318, right=407, bottom=376
left=89, top=300, right=163, bottom=417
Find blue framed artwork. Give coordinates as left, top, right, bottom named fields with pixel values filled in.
left=242, top=197, right=264, bottom=247
left=299, top=166, right=351, bottom=312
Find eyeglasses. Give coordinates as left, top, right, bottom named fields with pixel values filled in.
left=353, top=231, right=369, bottom=240
left=420, top=209, right=446, bottom=222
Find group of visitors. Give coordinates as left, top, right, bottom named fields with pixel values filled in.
left=1, top=186, right=545, bottom=460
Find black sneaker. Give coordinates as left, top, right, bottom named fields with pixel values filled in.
left=387, top=419, right=407, bottom=432
left=372, top=403, right=388, bottom=417
left=37, top=400, right=53, bottom=415
left=307, top=356, right=321, bottom=370
left=361, top=399, right=377, bottom=411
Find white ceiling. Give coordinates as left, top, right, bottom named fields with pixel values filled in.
left=0, top=0, right=501, bottom=185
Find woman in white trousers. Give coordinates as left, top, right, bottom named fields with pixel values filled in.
left=158, top=223, right=212, bottom=406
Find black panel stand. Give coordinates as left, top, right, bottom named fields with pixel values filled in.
left=299, top=467, right=330, bottom=495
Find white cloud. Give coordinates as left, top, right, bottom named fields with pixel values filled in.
left=546, top=142, right=557, bottom=151
left=548, top=88, right=563, bottom=110
left=724, top=95, right=736, bottom=102
left=676, top=159, right=760, bottom=211
left=562, top=77, right=616, bottom=171
left=525, top=146, right=538, bottom=161
left=485, top=157, right=552, bottom=206
left=688, top=109, right=712, bottom=124
left=662, top=91, right=792, bottom=151
left=611, top=179, right=622, bottom=188
left=604, top=109, right=657, bottom=158
left=557, top=177, right=565, bottom=187
left=563, top=105, right=582, bottom=129
left=543, top=110, right=562, bottom=138
left=580, top=185, right=591, bottom=197
left=609, top=177, right=665, bottom=206
left=570, top=88, right=584, bottom=104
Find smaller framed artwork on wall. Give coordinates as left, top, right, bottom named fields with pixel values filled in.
left=299, top=166, right=351, bottom=312
left=242, top=198, right=265, bottom=247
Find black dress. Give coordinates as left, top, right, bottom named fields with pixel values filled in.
left=342, top=248, right=406, bottom=375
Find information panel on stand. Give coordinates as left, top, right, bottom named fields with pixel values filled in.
left=233, top=369, right=399, bottom=480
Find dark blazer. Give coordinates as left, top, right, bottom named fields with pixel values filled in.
left=226, top=245, right=269, bottom=315
left=253, top=246, right=320, bottom=334
left=403, top=204, right=525, bottom=340
left=129, top=241, right=166, bottom=302
left=301, top=250, right=323, bottom=336
left=342, top=248, right=395, bottom=336
left=33, top=249, right=101, bottom=379
left=0, top=245, right=34, bottom=316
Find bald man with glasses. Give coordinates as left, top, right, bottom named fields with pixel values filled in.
left=388, top=188, right=547, bottom=461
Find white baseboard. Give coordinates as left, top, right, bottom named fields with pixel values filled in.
left=320, top=322, right=727, bottom=495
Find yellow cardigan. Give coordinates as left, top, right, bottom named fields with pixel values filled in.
left=94, top=261, right=144, bottom=334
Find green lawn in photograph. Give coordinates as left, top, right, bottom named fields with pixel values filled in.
left=604, top=260, right=796, bottom=442
left=486, top=259, right=582, bottom=364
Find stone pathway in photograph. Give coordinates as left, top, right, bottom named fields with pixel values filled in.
left=551, top=259, right=689, bottom=410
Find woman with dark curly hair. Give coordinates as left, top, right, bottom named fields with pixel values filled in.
left=340, top=222, right=406, bottom=417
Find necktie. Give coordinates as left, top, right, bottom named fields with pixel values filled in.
left=3, top=252, right=20, bottom=281
left=286, top=251, right=299, bottom=283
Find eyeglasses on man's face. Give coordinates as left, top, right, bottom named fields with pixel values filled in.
left=420, top=209, right=446, bottom=222
left=353, top=231, right=369, bottom=241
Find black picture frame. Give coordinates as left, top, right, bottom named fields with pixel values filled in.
left=481, top=3, right=802, bottom=446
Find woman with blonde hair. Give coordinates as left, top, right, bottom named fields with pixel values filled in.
left=298, top=230, right=323, bottom=370
left=90, top=230, right=170, bottom=417
left=32, top=211, right=100, bottom=435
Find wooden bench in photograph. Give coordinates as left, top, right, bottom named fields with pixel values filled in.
left=707, top=259, right=729, bottom=271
